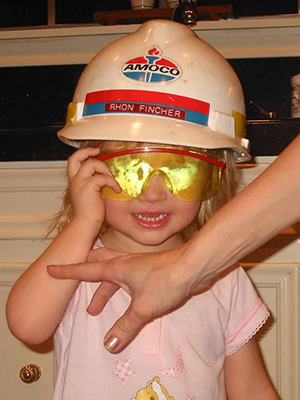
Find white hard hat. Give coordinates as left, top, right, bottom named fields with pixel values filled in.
left=58, top=19, right=250, bottom=162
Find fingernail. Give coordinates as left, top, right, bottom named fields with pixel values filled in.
left=104, top=336, right=120, bottom=352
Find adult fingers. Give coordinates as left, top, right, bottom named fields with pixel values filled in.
left=103, top=300, right=150, bottom=353
left=67, top=147, right=100, bottom=178
left=48, top=246, right=129, bottom=283
left=85, top=248, right=128, bottom=316
left=87, top=282, right=120, bottom=316
left=47, top=261, right=118, bottom=283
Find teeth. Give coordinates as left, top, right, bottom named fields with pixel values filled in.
left=135, top=213, right=168, bottom=222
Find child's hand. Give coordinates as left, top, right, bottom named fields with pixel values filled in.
left=67, top=147, right=121, bottom=232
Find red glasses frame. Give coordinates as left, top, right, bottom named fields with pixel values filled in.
left=97, top=147, right=226, bottom=169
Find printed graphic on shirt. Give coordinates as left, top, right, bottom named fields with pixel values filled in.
left=131, top=376, right=175, bottom=400
left=161, top=346, right=185, bottom=377
left=186, top=396, right=196, bottom=400
left=112, top=358, right=136, bottom=385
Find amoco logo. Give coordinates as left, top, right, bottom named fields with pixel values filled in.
left=122, top=47, right=181, bottom=83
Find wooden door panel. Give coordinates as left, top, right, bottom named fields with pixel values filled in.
left=1, top=266, right=55, bottom=400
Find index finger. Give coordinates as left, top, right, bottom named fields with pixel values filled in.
left=47, top=260, right=123, bottom=286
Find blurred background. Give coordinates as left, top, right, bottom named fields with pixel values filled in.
left=0, top=0, right=298, bottom=28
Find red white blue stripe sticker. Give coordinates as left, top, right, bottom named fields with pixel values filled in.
left=83, top=89, right=210, bottom=126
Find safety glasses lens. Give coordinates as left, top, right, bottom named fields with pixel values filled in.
left=98, top=148, right=224, bottom=201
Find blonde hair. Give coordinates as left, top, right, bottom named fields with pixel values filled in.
left=181, top=150, right=237, bottom=241
left=47, top=141, right=238, bottom=242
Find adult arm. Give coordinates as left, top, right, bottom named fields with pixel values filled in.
left=48, top=135, right=300, bottom=353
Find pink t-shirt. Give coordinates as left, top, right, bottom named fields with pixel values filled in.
left=53, top=249, right=269, bottom=399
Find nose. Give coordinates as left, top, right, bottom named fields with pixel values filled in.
left=138, top=172, right=170, bottom=202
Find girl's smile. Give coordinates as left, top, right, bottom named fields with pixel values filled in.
left=101, top=174, right=201, bottom=253
left=132, top=212, right=171, bottom=229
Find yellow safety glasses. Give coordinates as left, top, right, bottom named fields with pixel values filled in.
left=97, top=147, right=226, bottom=201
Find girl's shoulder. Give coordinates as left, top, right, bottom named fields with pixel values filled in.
left=209, top=264, right=249, bottom=297
left=196, top=265, right=262, bottom=322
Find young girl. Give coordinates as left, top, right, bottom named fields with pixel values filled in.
left=6, top=19, right=279, bottom=400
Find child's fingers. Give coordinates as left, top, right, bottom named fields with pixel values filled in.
left=75, top=158, right=113, bottom=179
left=67, top=147, right=100, bottom=178
left=92, top=173, right=122, bottom=194
left=87, top=282, right=120, bottom=316
left=72, top=159, right=122, bottom=193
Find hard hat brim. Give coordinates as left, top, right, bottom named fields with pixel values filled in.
left=58, top=114, right=250, bottom=162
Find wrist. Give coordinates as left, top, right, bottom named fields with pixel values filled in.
left=68, top=216, right=102, bottom=240
left=181, top=228, right=225, bottom=292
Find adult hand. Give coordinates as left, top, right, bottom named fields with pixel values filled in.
left=47, top=242, right=202, bottom=353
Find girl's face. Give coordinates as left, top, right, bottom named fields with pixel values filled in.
left=98, top=141, right=224, bottom=202
left=101, top=174, right=201, bottom=254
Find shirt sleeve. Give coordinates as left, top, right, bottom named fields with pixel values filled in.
left=212, top=266, right=270, bottom=356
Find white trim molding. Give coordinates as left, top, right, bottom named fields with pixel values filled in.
left=1, top=15, right=300, bottom=67
left=244, top=263, right=300, bottom=400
